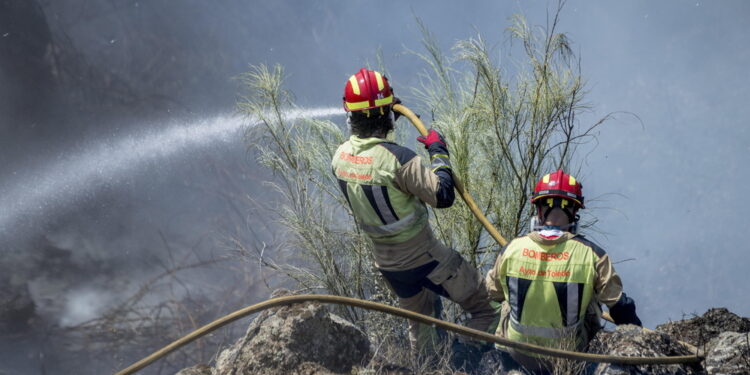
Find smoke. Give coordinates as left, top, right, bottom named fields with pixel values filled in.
left=6, top=2, right=389, bottom=374
left=59, top=288, right=114, bottom=327
left=0, top=108, right=341, bottom=374
left=2, top=1, right=749, bottom=374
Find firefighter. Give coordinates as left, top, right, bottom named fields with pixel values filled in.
left=486, top=169, right=642, bottom=373
left=332, top=68, right=496, bottom=370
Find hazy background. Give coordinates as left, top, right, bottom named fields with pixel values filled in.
left=1, top=0, right=748, bottom=373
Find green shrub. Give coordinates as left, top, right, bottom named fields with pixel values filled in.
left=236, top=5, right=607, bottom=372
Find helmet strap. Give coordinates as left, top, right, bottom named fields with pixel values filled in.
left=569, top=214, right=580, bottom=234
left=387, top=107, right=395, bottom=125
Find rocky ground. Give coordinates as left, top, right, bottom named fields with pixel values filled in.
left=175, top=293, right=750, bottom=375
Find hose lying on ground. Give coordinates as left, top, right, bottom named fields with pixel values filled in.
left=117, top=107, right=701, bottom=373
left=115, top=294, right=703, bottom=375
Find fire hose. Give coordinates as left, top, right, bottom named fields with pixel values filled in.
left=115, top=106, right=703, bottom=374
left=115, top=294, right=702, bottom=375
left=393, top=104, right=509, bottom=247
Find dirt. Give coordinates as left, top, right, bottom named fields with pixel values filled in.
left=656, top=308, right=750, bottom=347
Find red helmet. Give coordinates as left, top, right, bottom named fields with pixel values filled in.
left=531, top=169, right=584, bottom=209
left=343, top=68, right=394, bottom=112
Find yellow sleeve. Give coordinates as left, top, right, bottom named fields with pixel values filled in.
left=594, top=253, right=624, bottom=308
left=485, top=252, right=506, bottom=303
left=394, top=156, right=440, bottom=207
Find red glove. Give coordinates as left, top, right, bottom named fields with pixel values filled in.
left=416, top=129, right=446, bottom=148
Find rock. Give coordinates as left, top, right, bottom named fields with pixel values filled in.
left=704, top=332, right=750, bottom=375
left=656, top=308, right=750, bottom=348
left=588, top=324, right=704, bottom=375
left=212, top=293, right=371, bottom=375
left=174, top=364, right=211, bottom=375
left=173, top=299, right=750, bottom=375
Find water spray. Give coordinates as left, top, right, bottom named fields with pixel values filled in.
left=0, top=107, right=342, bottom=239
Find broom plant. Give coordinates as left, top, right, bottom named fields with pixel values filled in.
left=236, top=5, right=607, bottom=371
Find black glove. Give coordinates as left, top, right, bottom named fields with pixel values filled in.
left=609, top=292, right=642, bottom=326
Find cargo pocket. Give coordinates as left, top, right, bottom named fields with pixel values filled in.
left=425, top=251, right=462, bottom=284
left=438, top=257, right=482, bottom=303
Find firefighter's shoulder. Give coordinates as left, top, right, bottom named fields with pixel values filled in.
left=569, top=235, right=607, bottom=258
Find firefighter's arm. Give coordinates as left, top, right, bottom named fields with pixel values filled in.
left=395, top=157, right=454, bottom=208
left=395, top=130, right=455, bottom=208
left=595, top=254, right=642, bottom=326
left=485, top=251, right=506, bottom=303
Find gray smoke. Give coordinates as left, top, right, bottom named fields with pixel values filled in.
left=1, top=1, right=749, bottom=374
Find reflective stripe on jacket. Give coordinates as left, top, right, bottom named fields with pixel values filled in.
left=489, top=233, right=604, bottom=352
left=332, top=136, right=435, bottom=244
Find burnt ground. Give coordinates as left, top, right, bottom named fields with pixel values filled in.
left=656, top=308, right=750, bottom=347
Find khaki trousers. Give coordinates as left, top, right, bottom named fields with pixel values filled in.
left=378, top=233, right=497, bottom=351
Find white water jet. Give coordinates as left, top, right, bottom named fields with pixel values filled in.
left=0, top=107, right=342, bottom=237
